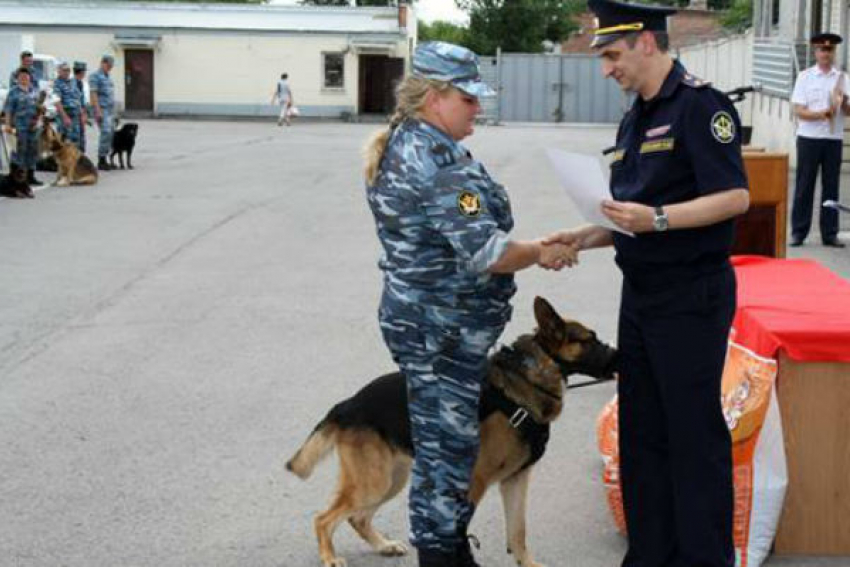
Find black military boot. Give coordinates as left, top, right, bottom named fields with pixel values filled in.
left=455, top=533, right=482, bottom=567
left=98, top=157, right=112, bottom=171
left=26, top=170, right=43, bottom=186
left=418, top=546, right=457, bottom=567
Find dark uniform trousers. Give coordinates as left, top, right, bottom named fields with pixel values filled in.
left=617, top=266, right=736, bottom=567
left=792, top=136, right=841, bottom=242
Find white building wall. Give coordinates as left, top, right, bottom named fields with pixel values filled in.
left=152, top=32, right=364, bottom=116
left=750, top=94, right=798, bottom=161
left=678, top=30, right=801, bottom=163
left=678, top=32, right=753, bottom=124
left=28, top=29, right=124, bottom=106
left=22, top=28, right=408, bottom=117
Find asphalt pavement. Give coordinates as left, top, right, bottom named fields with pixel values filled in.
left=1, top=120, right=847, bottom=567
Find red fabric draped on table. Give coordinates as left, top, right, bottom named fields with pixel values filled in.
left=732, top=256, right=850, bottom=362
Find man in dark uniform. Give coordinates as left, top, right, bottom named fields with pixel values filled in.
left=546, top=1, right=750, bottom=566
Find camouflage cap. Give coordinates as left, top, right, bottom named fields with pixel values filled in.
left=412, top=41, right=495, bottom=98
left=101, top=54, right=115, bottom=64
left=57, top=60, right=70, bottom=69
left=73, top=61, right=87, bottom=72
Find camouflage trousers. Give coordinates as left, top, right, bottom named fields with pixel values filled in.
left=379, top=290, right=504, bottom=552
left=11, top=124, right=37, bottom=170
left=57, top=112, right=81, bottom=147
left=97, top=110, right=114, bottom=158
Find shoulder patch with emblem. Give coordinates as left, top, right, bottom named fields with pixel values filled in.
left=457, top=190, right=482, bottom=217
left=683, top=73, right=710, bottom=89
left=431, top=143, right=456, bottom=167
left=710, top=111, right=736, bottom=144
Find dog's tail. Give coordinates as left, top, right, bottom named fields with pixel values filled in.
left=286, top=418, right=339, bottom=480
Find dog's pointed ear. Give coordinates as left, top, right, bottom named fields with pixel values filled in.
left=534, top=297, right=567, bottom=352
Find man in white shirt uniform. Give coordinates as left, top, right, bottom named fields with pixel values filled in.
left=790, top=32, right=848, bottom=247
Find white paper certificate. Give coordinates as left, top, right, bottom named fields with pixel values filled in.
left=545, top=148, right=634, bottom=236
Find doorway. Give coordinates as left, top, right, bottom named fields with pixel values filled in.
left=124, top=49, right=154, bottom=113
left=358, top=55, right=404, bottom=115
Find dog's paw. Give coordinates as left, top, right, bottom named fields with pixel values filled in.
left=378, top=540, right=408, bottom=556
left=519, top=560, right=545, bottom=567
left=321, top=557, right=346, bottom=567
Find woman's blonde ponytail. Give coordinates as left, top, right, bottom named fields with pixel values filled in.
left=363, top=76, right=452, bottom=185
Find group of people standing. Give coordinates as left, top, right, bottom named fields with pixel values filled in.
left=2, top=50, right=119, bottom=187
left=365, top=0, right=754, bottom=565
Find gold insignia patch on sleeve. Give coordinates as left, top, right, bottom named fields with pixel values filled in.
left=457, top=190, right=482, bottom=217
left=639, top=138, right=675, bottom=154
left=710, top=111, right=736, bottom=144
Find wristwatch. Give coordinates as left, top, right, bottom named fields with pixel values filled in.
left=653, top=206, right=669, bottom=232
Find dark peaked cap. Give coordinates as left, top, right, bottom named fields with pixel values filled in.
left=811, top=32, right=843, bottom=47
left=589, top=0, right=677, bottom=48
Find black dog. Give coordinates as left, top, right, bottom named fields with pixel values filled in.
left=0, top=164, right=34, bottom=198
left=110, top=122, right=138, bottom=169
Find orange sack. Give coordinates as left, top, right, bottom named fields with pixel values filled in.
left=597, top=341, right=788, bottom=567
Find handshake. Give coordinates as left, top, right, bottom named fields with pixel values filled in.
left=535, top=231, right=581, bottom=271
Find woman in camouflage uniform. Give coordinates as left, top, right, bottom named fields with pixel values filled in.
left=3, top=68, right=42, bottom=186
left=364, top=42, right=576, bottom=567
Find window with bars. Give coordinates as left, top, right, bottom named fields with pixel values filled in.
left=323, top=53, right=345, bottom=90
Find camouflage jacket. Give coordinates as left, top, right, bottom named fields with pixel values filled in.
left=3, top=85, right=39, bottom=131
left=367, top=118, right=516, bottom=323
left=54, top=76, right=81, bottom=115
left=89, top=69, right=114, bottom=111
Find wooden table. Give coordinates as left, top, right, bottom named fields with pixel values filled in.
left=773, top=354, right=850, bottom=555
left=732, top=257, right=850, bottom=556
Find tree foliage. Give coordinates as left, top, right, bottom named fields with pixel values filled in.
left=650, top=0, right=735, bottom=9
left=455, top=0, right=583, bottom=55
left=119, top=0, right=269, bottom=3
left=299, top=0, right=394, bottom=5
left=418, top=20, right=468, bottom=46
left=719, top=0, right=752, bottom=32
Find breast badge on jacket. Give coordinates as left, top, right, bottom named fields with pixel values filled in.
left=457, top=190, right=482, bottom=217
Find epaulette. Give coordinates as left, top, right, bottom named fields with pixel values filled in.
left=682, top=72, right=710, bottom=89
left=430, top=143, right=456, bottom=168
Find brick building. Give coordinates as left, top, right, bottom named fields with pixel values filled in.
left=563, top=9, right=724, bottom=54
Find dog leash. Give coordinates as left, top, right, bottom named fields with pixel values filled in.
left=566, top=376, right=616, bottom=390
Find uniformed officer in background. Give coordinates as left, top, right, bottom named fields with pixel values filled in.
left=364, top=42, right=576, bottom=567
left=8, top=51, right=37, bottom=92
left=546, top=1, right=749, bottom=566
left=3, top=67, right=43, bottom=187
left=89, top=54, right=115, bottom=171
left=53, top=61, right=82, bottom=147
left=789, top=32, right=848, bottom=248
left=73, top=61, right=89, bottom=154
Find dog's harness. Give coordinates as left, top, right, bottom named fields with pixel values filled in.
left=480, top=344, right=559, bottom=471
left=479, top=383, right=550, bottom=471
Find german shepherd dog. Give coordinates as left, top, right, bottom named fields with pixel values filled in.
left=110, top=122, right=138, bottom=169
left=287, top=297, right=617, bottom=567
left=40, top=121, right=98, bottom=186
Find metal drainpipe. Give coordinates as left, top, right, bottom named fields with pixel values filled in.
left=556, top=52, right=565, bottom=122
left=496, top=46, right=503, bottom=125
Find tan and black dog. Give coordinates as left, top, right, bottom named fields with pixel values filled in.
left=40, top=121, right=98, bottom=187
left=287, top=297, right=617, bottom=567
